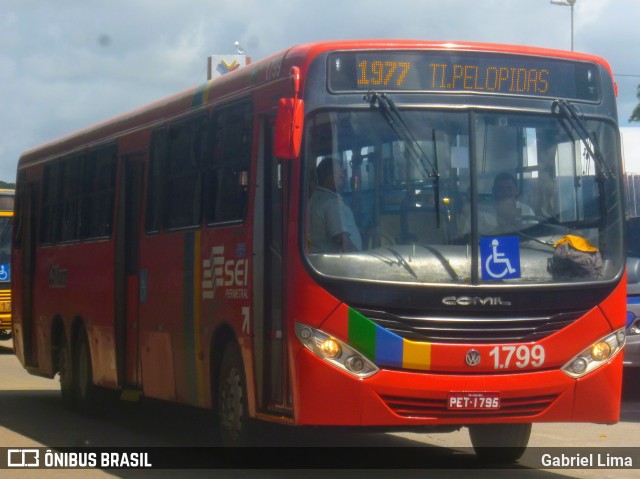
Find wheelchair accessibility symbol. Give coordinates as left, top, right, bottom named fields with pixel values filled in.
left=480, top=236, right=521, bottom=280
left=0, top=264, right=9, bottom=282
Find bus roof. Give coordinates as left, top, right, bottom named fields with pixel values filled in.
left=18, top=40, right=614, bottom=168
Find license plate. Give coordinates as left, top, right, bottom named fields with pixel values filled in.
left=447, top=392, right=500, bottom=410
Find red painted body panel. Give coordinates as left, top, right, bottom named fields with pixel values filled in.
left=30, top=240, right=117, bottom=382
left=572, top=354, right=623, bottom=422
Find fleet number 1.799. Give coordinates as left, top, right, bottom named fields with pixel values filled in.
left=489, top=345, right=545, bottom=369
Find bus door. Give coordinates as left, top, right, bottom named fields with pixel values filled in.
left=115, top=153, right=145, bottom=388
left=254, top=119, right=292, bottom=415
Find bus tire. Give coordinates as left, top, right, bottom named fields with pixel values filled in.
left=58, top=332, right=75, bottom=410
left=216, top=342, right=251, bottom=446
left=74, top=329, right=100, bottom=416
left=468, top=423, right=531, bottom=463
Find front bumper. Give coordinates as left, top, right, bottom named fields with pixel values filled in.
left=294, top=347, right=623, bottom=426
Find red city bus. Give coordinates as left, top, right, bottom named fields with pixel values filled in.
left=12, top=41, right=627, bottom=460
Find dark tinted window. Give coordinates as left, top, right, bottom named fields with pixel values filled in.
left=145, top=128, right=168, bottom=233
left=165, top=114, right=207, bottom=229
left=204, top=100, right=252, bottom=224
left=144, top=99, right=253, bottom=233
left=82, top=146, right=117, bottom=239
left=40, top=144, right=117, bottom=244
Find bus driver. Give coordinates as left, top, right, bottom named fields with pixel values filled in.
left=487, top=172, right=536, bottom=233
left=307, top=157, right=362, bottom=253
left=457, top=172, right=535, bottom=236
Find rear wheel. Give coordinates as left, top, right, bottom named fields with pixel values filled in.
left=468, top=423, right=531, bottom=462
left=74, top=329, right=101, bottom=415
left=58, top=332, right=75, bottom=410
left=216, top=343, right=251, bottom=446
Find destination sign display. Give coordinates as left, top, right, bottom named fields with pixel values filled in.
left=328, top=51, right=600, bottom=101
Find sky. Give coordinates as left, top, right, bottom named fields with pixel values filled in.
left=2, top=0, right=640, bottom=182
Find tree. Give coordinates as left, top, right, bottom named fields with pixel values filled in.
left=630, top=84, right=640, bottom=122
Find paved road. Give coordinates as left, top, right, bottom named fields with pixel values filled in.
left=0, top=336, right=639, bottom=478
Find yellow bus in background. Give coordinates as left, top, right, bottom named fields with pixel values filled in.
left=0, top=189, right=14, bottom=340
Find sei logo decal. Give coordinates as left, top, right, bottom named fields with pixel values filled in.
left=202, top=245, right=249, bottom=300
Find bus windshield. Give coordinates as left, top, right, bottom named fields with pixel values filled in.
left=303, top=108, right=623, bottom=285
left=0, top=217, right=11, bottom=283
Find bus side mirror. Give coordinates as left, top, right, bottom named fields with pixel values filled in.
left=627, top=257, right=640, bottom=285
left=274, top=97, right=304, bottom=160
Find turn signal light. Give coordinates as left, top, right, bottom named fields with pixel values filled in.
left=590, top=341, right=611, bottom=361
left=320, top=338, right=341, bottom=359
left=562, top=329, right=625, bottom=378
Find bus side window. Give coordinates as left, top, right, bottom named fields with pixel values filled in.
left=81, top=145, right=117, bottom=239
left=145, top=128, right=168, bottom=234
left=205, top=100, right=253, bottom=225
left=59, top=154, right=84, bottom=242
left=165, top=114, right=206, bottom=229
left=41, top=161, right=63, bottom=244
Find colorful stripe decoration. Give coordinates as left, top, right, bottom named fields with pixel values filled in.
left=348, top=308, right=431, bottom=371
left=192, top=84, right=212, bottom=108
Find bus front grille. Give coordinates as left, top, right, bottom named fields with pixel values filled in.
left=355, top=307, right=584, bottom=344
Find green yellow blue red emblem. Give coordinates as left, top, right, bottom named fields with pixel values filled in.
left=347, top=308, right=431, bottom=371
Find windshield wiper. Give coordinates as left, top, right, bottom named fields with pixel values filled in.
left=365, top=91, right=442, bottom=227
left=552, top=99, right=614, bottom=180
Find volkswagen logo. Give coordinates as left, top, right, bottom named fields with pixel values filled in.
left=465, top=350, right=481, bottom=367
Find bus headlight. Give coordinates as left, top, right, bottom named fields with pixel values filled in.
left=590, top=341, right=611, bottom=361
left=320, top=338, right=341, bottom=359
left=295, top=322, right=379, bottom=378
left=562, top=328, right=626, bottom=378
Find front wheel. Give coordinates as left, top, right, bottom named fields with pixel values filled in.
left=216, top=343, right=251, bottom=446
left=468, top=423, right=531, bottom=463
